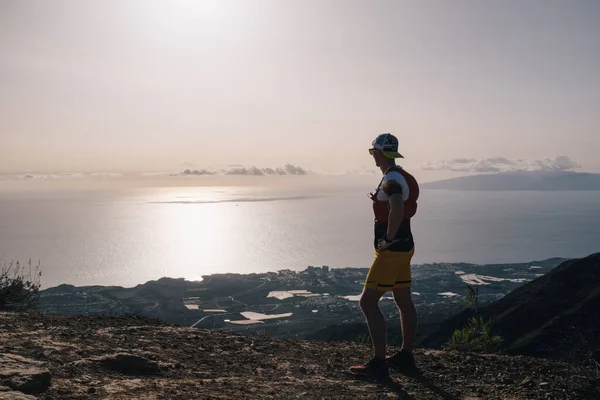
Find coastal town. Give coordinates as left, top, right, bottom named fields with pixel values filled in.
left=38, top=258, right=564, bottom=339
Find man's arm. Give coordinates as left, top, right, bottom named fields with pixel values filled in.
left=377, top=179, right=405, bottom=250
left=386, top=193, right=404, bottom=241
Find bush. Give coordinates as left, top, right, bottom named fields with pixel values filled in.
left=0, top=260, right=41, bottom=311
left=445, top=316, right=502, bottom=353
left=464, top=284, right=479, bottom=312
left=445, top=284, right=502, bottom=353
left=355, top=333, right=372, bottom=345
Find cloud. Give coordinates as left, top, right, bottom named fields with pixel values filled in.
left=3, top=164, right=313, bottom=180
left=422, top=156, right=581, bottom=173
left=529, top=156, right=581, bottom=172
left=284, top=164, right=308, bottom=175
left=182, top=169, right=216, bottom=176
left=89, top=173, right=124, bottom=178
left=7, top=172, right=125, bottom=180
left=15, top=173, right=86, bottom=180
left=225, top=166, right=266, bottom=176
left=221, top=164, right=309, bottom=176
left=139, top=172, right=177, bottom=177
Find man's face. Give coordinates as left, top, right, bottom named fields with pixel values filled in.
left=369, top=148, right=383, bottom=167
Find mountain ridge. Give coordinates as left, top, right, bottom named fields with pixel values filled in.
left=421, top=171, right=600, bottom=191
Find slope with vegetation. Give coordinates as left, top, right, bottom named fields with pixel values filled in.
left=422, top=253, right=600, bottom=364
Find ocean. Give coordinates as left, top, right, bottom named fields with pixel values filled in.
left=1, top=177, right=599, bottom=288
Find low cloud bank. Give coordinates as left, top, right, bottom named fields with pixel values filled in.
left=422, top=156, right=581, bottom=173
left=185, top=164, right=311, bottom=176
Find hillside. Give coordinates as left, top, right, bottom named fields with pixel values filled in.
left=1, top=312, right=599, bottom=399
left=421, top=171, right=600, bottom=191
left=422, top=253, right=600, bottom=363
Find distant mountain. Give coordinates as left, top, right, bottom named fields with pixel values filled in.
left=422, top=252, right=600, bottom=362
left=422, top=171, right=600, bottom=191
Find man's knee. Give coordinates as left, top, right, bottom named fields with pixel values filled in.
left=359, top=296, right=377, bottom=312
left=359, top=289, right=382, bottom=312
left=393, top=288, right=415, bottom=310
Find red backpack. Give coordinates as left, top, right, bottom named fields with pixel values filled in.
left=372, top=166, right=419, bottom=223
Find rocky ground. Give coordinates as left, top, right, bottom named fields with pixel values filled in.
left=1, top=312, right=599, bottom=400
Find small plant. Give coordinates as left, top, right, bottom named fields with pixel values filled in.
left=355, top=333, right=372, bottom=345
left=445, top=284, right=502, bottom=353
left=445, top=316, right=502, bottom=353
left=0, top=259, right=42, bottom=311
left=464, top=284, right=479, bottom=313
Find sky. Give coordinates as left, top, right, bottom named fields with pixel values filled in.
left=1, top=0, right=599, bottom=175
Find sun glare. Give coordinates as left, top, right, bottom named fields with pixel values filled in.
left=129, top=0, right=244, bottom=40
left=165, top=0, right=231, bottom=18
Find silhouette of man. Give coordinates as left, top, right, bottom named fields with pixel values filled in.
left=349, top=133, right=420, bottom=381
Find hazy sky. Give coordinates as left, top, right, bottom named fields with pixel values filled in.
left=1, top=0, right=599, bottom=174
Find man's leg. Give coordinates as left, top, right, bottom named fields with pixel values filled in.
left=359, top=287, right=387, bottom=358
left=349, top=286, right=390, bottom=380
left=392, top=287, right=417, bottom=352
left=349, top=252, right=394, bottom=380
left=385, top=247, right=419, bottom=372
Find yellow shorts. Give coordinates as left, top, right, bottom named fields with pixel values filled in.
left=364, top=248, right=414, bottom=292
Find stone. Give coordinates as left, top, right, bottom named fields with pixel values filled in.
left=99, top=353, right=160, bottom=375
left=0, top=354, right=52, bottom=394
left=0, top=392, right=38, bottom=400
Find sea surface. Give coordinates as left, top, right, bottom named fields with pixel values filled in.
left=1, top=179, right=599, bottom=288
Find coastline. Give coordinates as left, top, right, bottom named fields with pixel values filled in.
left=38, top=257, right=568, bottom=340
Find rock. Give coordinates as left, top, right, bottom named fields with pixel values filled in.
left=0, top=392, right=38, bottom=400
left=520, top=376, right=532, bottom=386
left=99, top=353, right=160, bottom=375
left=87, top=387, right=97, bottom=394
left=0, top=354, right=52, bottom=394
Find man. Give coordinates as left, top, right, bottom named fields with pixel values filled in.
left=349, top=133, right=420, bottom=381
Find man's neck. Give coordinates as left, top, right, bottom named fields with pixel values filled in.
left=380, top=161, right=396, bottom=174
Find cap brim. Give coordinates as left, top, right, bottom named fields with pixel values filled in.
left=383, top=151, right=404, bottom=159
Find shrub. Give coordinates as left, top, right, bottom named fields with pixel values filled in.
left=445, top=284, right=502, bottom=353
left=445, top=315, right=502, bottom=353
left=355, top=333, right=372, bottom=345
left=0, top=260, right=41, bottom=311
left=464, top=284, right=479, bottom=312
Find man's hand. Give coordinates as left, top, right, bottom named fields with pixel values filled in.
left=377, top=238, right=394, bottom=251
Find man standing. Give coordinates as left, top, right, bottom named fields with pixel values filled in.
left=349, top=133, right=420, bottom=381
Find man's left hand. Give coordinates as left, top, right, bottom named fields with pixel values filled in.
left=377, top=239, right=394, bottom=251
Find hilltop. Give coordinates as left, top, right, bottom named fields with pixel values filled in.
left=1, top=312, right=599, bottom=400
left=3, top=254, right=600, bottom=398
